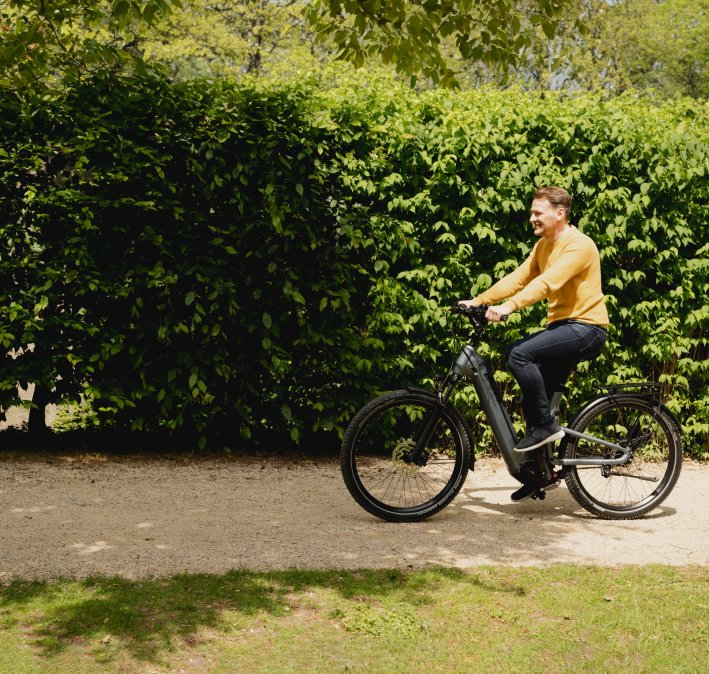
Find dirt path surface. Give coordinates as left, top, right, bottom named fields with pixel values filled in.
left=0, top=454, right=706, bottom=580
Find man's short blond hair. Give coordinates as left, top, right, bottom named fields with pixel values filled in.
left=534, top=186, right=572, bottom=219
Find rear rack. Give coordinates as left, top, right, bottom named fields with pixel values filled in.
left=593, top=382, right=663, bottom=398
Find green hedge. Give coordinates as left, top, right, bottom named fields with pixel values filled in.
left=0, top=72, right=706, bottom=456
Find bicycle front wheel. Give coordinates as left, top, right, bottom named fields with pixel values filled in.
left=564, top=397, right=682, bottom=519
left=341, top=390, right=471, bottom=522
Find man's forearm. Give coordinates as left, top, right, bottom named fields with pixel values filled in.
left=475, top=258, right=536, bottom=306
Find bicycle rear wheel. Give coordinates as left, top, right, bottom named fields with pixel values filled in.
left=341, top=390, right=471, bottom=522
left=564, top=397, right=682, bottom=519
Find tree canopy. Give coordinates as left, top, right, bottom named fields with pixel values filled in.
left=139, top=0, right=319, bottom=80
left=513, top=0, right=708, bottom=98
left=0, top=0, right=181, bottom=89
left=1, top=1, right=706, bottom=97
left=304, top=0, right=577, bottom=87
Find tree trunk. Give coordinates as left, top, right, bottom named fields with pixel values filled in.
left=28, top=383, right=49, bottom=435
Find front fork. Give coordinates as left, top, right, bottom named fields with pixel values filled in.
left=404, top=375, right=460, bottom=466
left=408, top=407, right=444, bottom=466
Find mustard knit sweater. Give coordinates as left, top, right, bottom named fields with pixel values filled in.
left=474, top=226, right=609, bottom=326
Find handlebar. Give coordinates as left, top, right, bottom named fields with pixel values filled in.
left=449, top=304, right=508, bottom=322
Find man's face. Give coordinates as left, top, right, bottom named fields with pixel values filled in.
left=529, top=198, right=565, bottom=238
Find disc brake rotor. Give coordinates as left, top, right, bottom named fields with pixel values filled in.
left=391, top=438, right=421, bottom=475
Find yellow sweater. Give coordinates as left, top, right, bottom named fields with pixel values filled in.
left=475, top=226, right=609, bottom=326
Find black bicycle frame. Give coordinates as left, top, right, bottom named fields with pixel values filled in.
left=447, top=344, right=527, bottom=479
left=445, top=343, right=633, bottom=480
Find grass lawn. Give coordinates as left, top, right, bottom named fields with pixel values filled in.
left=1, top=565, right=706, bottom=673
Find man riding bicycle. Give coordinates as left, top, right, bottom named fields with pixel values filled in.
left=459, top=186, right=609, bottom=502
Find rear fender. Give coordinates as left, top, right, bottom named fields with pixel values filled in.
left=566, top=393, right=671, bottom=429
left=558, top=393, right=681, bottom=455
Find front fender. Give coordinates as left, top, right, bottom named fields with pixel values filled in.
left=405, top=385, right=434, bottom=396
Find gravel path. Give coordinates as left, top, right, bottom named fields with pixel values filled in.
left=0, top=454, right=706, bottom=580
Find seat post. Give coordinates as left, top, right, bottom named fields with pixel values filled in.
left=549, top=386, right=568, bottom=421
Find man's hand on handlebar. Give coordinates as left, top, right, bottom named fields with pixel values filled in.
left=483, top=302, right=514, bottom=322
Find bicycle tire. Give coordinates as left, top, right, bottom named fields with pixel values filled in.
left=341, top=390, right=472, bottom=522
left=564, top=396, right=682, bottom=519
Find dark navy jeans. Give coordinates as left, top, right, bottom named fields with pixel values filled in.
left=506, top=320, right=607, bottom=428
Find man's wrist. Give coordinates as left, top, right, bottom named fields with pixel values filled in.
left=497, top=301, right=516, bottom=315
